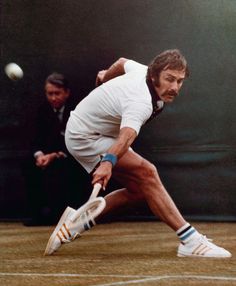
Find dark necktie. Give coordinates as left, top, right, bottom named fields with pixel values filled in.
left=55, top=110, right=63, bottom=123
left=55, top=110, right=65, bottom=136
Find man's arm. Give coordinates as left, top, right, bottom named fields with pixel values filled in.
left=95, top=57, right=128, bottom=86
left=107, top=127, right=136, bottom=159
left=92, top=127, right=137, bottom=189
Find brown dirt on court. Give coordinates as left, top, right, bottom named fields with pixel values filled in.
left=0, top=221, right=235, bottom=286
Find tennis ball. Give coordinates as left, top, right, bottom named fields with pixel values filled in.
left=5, top=63, right=24, bottom=81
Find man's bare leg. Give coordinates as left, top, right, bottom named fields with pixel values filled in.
left=44, top=149, right=231, bottom=257
left=101, top=149, right=186, bottom=231
left=98, top=150, right=231, bottom=258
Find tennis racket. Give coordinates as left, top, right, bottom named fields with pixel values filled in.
left=44, top=183, right=106, bottom=255
left=70, top=183, right=106, bottom=222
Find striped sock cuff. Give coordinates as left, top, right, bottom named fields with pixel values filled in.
left=176, top=223, right=190, bottom=235
left=177, top=223, right=196, bottom=242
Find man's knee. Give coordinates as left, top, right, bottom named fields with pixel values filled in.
left=134, top=160, right=163, bottom=188
left=138, top=160, right=158, bottom=179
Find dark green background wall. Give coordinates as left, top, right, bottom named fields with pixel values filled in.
left=0, top=0, right=235, bottom=220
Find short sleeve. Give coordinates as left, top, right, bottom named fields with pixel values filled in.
left=124, top=60, right=147, bottom=74
left=120, top=100, right=152, bottom=135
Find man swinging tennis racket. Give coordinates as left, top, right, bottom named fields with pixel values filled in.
left=45, top=49, right=231, bottom=258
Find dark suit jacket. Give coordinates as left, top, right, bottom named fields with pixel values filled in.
left=31, top=97, right=77, bottom=155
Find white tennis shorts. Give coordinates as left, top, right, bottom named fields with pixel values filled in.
left=65, top=121, right=116, bottom=173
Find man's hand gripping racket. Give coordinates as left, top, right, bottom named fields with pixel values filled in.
left=44, top=183, right=106, bottom=255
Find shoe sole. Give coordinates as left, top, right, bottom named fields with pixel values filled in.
left=44, top=207, right=75, bottom=256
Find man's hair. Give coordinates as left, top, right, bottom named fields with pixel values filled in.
left=147, top=49, right=189, bottom=85
left=45, top=72, right=69, bottom=90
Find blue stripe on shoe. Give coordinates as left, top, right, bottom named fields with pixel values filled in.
left=84, top=220, right=95, bottom=231
left=89, top=220, right=95, bottom=228
left=180, top=228, right=196, bottom=241
left=84, top=223, right=90, bottom=231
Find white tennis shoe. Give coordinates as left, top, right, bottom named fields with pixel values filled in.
left=177, top=234, right=232, bottom=258
left=44, top=197, right=106, bottom=255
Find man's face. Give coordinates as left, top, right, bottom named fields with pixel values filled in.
left=45, top=83, right=70, bottom=109
left=153, top=69, right=186, bottom=103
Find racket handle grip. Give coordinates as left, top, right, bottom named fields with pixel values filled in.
left=89, top=183, right=102, bottom=200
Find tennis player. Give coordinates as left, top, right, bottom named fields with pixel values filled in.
left=45, top=49, right=231, bottom=258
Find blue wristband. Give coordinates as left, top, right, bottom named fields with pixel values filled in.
left=101, top=153, right=117, bottom=167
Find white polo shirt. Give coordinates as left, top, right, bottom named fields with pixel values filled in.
left=68, top=60, right=153, bottom=137
left=65, top=60, right=164, bottom=172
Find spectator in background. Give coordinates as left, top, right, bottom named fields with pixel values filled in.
left=24, top=73, right=89, bottom=226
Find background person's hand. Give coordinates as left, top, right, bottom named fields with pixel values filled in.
left=35, top=152, right=59, bottom=168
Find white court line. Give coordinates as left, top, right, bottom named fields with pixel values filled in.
left=92, top=275, right=236, bottom=286
left=0, top=273, right=236, bottom=285
left=0, top=273, right=149, bottom=278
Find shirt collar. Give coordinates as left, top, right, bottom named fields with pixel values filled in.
left=145, top=77, right=165, bottom=123
left=146, top=77, right=164, bottom=108
left=54, top=105, right=65, bottom=113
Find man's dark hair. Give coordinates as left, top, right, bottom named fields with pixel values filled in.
left=45, top=73, right=69, bottom=90
left=147, top=49, right=189, bottom=85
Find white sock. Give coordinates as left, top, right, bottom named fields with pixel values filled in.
left=176, top=223, right=200, bottom=244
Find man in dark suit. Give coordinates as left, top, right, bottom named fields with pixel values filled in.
left=24, top=73, right=89, bottom=226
